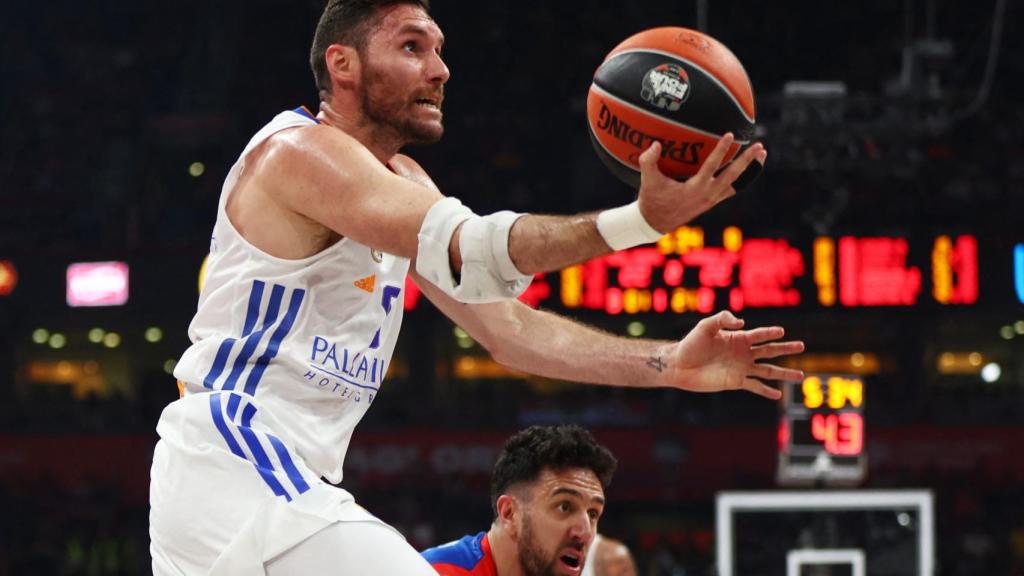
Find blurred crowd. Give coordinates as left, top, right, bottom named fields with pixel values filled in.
left=3, top=1, right=1022, bottom=254
left=1, top=467, right=1023, bottom=574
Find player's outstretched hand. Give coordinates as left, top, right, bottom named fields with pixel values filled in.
left=656, top=310, right=803, bottom=400
left=636, top=134, right=766, bottom=233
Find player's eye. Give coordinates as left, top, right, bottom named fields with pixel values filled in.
left=403, top=41, right=417, bottom=52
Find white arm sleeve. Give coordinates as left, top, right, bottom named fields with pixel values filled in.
left=415, top=197, right=532, bottom=304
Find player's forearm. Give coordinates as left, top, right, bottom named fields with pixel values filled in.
left=505, top=213, right=612, bottom=275
left=486, top=303, right=672, bottom=388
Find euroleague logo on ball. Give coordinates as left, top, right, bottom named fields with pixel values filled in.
left=640, top=63, right=690, bottom=111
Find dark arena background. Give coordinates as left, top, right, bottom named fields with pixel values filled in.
left=2, top=0, right=1023, bottom=574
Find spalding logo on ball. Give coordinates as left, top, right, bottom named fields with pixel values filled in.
left=587, top=27, right=758, bottom=189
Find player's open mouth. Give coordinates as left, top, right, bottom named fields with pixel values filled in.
left=559, top=551, right=582, bottom=573
left=415, top=98, right=440, bottom=110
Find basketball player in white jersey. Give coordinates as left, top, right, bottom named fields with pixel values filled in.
left=581, top=535, right=637, bottom=576
left=148, top=0, right=805, bottom=573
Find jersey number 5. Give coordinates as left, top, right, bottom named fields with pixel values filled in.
left=369, top=285, right=402, bottom=349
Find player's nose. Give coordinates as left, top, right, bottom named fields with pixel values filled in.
left=568, top=513, right=595, bottom=542
left=427, top=51, right=450, bottom=85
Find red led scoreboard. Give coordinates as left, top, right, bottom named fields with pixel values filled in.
left=777, top=374, right=866, bottom=485
left=400, top=227, right=987, bottom=313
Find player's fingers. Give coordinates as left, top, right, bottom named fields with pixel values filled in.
left=713, top=147, right=766, bottom=192
left=740, top=326, right=786, bottom=345
left=751, top=341, right=805, bottom=360
left=638, top=141, right=663, bottom=174
left=749, top=363, right=804, bottom=383
left=742, top=378, right=782, bottom=400
left=716, top=143, right=765, bottom=187
left=702, top=310, right=743, bottom=333
left=694, top=133, right=735, bottom=180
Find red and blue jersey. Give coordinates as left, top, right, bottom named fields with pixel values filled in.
left=421, top=532, right=498, bottom=576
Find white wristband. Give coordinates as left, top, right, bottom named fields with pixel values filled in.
left=596, top=201, right=663, bottom=250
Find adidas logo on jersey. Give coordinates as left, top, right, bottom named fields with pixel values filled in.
left=354, top=275, right=376, bottom=293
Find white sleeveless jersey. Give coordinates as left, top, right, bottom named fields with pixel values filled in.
left=170, top=108, right=409, bottom=485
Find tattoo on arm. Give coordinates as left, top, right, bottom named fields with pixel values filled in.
left=646, top=356, right=667, bottom=373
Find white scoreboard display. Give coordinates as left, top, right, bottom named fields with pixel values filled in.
left=777, top=374, right=866, bottom=486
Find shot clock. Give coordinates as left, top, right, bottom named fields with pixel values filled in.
left=777, top=374, right=866, bottom=486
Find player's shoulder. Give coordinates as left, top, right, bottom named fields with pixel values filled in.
left=421, top=532, right=489, bottom=574
left=263, top=116, right=357, bottom=160
left=256, top=108, right=367, bottom=165
left=252, top=113, right=381, bottom=196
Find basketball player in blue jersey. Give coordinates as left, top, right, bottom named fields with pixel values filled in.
left=149, top=0, right=805, bottom=573
left=423, top=425, right=618, bottom=576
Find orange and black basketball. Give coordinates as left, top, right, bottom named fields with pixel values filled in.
left=587, top=27, right=757, bottom=188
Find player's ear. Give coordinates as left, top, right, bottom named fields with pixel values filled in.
left=495, top=494, right=519, bottom=536
left=325, top=44, right=361, bottom=88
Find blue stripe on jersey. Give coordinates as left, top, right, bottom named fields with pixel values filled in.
left=202, top=281, right=312, bottom=501
left=202, top=280, right=265, bottom=389
left=211, top=392, right=295, bottom=501
left=236, top=424, right=292, bottom=501
left=204, top=339, right=236, bottom=389
left=226, top=393, right=242, bottom=421
left=238, top=399, right=310, bottom=495
left=240, top=402, right=257, bottom=427
left=209, top=394, right=246, bottom=458
left=242, top=288, right=305, bottom=396
left=222, top=284, right=284, bottom=391
left=211, top=392, right=312, bottom=500
left=268, top=434, right=311, bottom=494
left=242, top=280, right=266, bottom=336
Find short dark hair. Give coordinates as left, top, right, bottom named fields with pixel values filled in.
left=490, top=425, right=618, bottom=516
left=309, top=0, right=431, bottom=95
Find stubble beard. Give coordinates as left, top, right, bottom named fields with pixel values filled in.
left=517, top=513, right=561, bottom=576
left=359, top=57, right=443, bottom=146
